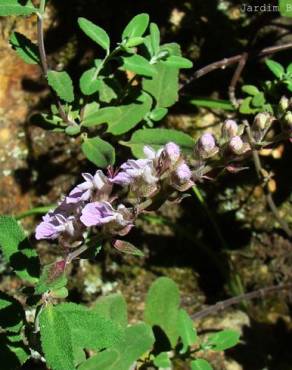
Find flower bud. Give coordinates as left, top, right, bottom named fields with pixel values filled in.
left=164, top=142, right=180, bottom=163
left=253, top=112, right=271, bottom=131
left=282, top=111, right=292, bottom=132
left=279, top=96, right=289, bottom=112
left=229, top=136, right=250, bottom=155
left=196, top=133, right=218, bottom=158
left=222, top=119, right=238, bottom=138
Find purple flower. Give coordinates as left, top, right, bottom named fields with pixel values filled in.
left=171, top=162, right=194, bottom=191
left=67, top=170, right=112, bottom=204
left=164, top=142, right=180, bottom=163
left=35, top=213, right=75, bottom=240
left=196, top=133, right=218, bottom=159
left=222, top=120, right=238, bottom=138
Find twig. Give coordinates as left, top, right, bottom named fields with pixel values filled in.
left=228, top=52, right=248, bottom=108
left=191, top=283, right=292, bottom=320
left=181, top=42, right=292, bottom=90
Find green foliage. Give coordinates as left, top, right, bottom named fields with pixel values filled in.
left=121, top=54, right=156, bottom=77
left=80, top=68, right=101, bottom=95
left=204, top=329, right=240, bottom=351
left=188, top=98, right=235, bottom=111
left=92, top=293, right=128, bottom=328
left=0, top=0, right=36, bottom=16
left=78, top=18, right=110, bottom=52
left=35, top=261, right=67, bottom=295
left=9, top=32, right=39, bottom=64
left=0, top=216, right=39, bottom=283
left=0, top=292, right=25, bottom=333
left=191, top=359, right=213, bottom=370
left=149, top=107, right=168, bottom=121
left=47, top=71, right=75, bottom=103
left=81, top=136, right=115, bottom=168
left=122, top=13, right=150, bottom=40
left=265, top=59, right=285, bottom=79
left=178, top=309, right=198, bottom=354
left=0, top=333, right=30, bottom=369
left=78, top=323, right=154, bottom=370
left=144, top=277, right=180, bottom=347
left=121, top=128, right=195, bottom=158
left=153, top=352, right=171, bottom=368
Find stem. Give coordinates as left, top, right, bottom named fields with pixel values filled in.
left=39, top=0, right=46, bottom=15
left=15, top=205, right=55, bottom=220
left=228, top=52, right=248, bottom=108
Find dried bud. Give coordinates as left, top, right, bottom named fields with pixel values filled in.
left=253, top=112, right=271, bottom=131
left=222, top=119, right=238, bottom=138
left=229, top=136, right=250, bottom=155
left=279, top=96, right=289, bottom=112
left=196, top=133, right=218, bottom=158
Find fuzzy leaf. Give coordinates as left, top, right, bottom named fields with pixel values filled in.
left=121, top=54, right=156, bottom=77
left=121, top=128, right=195, bottom=158
left=80, top=68, right=101, bottom=95
left=99, top=78, right=119, bottom=103
left=122, top=13, right=149, bottom=40
left=113, top=240, right=144, bottom=257
left=92, top=293, right=128, bottom=329
left=251, top=92, right=265, bottom=108
left=39, top=304, right=75, bottom=370
left=0, top=292, right=25, bottom=333
left=150, top=22, right=160, bottom=55
left=54, top=303, right=124, bottom=350
left=265, top=59, right=285, bottom=79
left=0, top=0, right=36, bottom=16
left=144, top=277, right=180, bottom=347
left=149, top=107, right=168, bottom=121
left=47, top=70, right=74, bottom=103
left=191, top=359, right=213, bottom=370
left=78, top=17, right=110, bottom=52
left=178, top=309, right=197, bottom=353
left=153, top=352, right=171, bottom=368
left=239, top=97, right=259, bottom=114
left=35, top=260, right=67, bottom=295
left=205, top=330, right=240, bottom=351
left=9, top=32, right=39, bottom=64
left=0, top=216, right=39, bottom=283
left=163, top=55, right=193, bottom=69
left=187, top=98, right=235, bottom=111
left=82, top=106, right=116, bottom=127
left=241, top=84, right=260, bottom=96
left=82, top=136, right=115, bottom=168
left=78, top=323, right=154, bottom=370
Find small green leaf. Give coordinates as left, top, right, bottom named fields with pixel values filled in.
left=205, top=330, right=240, bottom=351
left=0, top=292, right=25, bottom=333
left=121, top=128, right=195, bottom=158
left=239, top=97, right=259, bottom=114
left=80, top=68, right=101, bottom=95
left=65, top=125, right=81, bottom=136
left=187, top=98, right=235, bottom=111
left=82, top=106, right=117, bottom=127
left=287, top=62, right=292, bottom=75
left=39, top=304, right=75, bottom=370
left=78, top=17, right=110, bottom=52
left=178, top=309, right=197, bottom=354
left=163, top=55, right=193, bottom=69
left=251, top=92, right=265, bottom=107
left=50, top=287, right=68, bottom=299
left=0, top=216, right=39, bottom=283
left=92, top=293, right=128, bottom=329
left=191, top=359, right=213, bottom=370
left=149, top=107, right=168, bottom=121
left=9, top=32, right=39, bottom=64
left=0, top=0, right=36, bottom=16
left=265, top=59, right=285, bottom=79
left=153, top=352, right=171, bottom=368
left=35, top=261, right=67, bottom=295
left=241, top=84, right=260, bottom=96
left=0, top=333, right=30, bottom=368
left=113, top=240, right=144, bottom=257
left=47, top=70, right=74, bottom=103
left=150, top=23, right=160, bottom=56
left=279, top=0, right=292, bottom=17
left=82, top=136, right=115, bottom=168
left=122, top=13, right=149, bottom=40
left=124, top=36, right=145, bottom=48
left=121, top=54, right=156, bottom=77
left=144, top=277, right=180, bottom=347
left=99, top=78, right=119, bottom=103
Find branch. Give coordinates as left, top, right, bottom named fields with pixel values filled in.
left=228, top=52, right=248, bottom=108
left=191, top=283, right=292, bottom=320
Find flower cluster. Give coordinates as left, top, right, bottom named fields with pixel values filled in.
left=35, top=142, right=193, bottom=244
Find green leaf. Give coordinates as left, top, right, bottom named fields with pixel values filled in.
left=39, top=304, right=75, bottom=370
left=0, top=292, right=24, bottom=333
left=9, top=32, right=39, bottom=64
left=124, top=36, right=145, bottom=48
left=178, top=309, right=197, bottom=354
left=99, top=78, right=119, bottom=103
left=82, top=136, right=115, bottom=168
left=121, top=128, right=195, bottom=158
left=241, top=84, right=260, bottom=96
left=144, top=277, right=180, bottom=347
left=82, top=106, right=115, bottom=127
left=239, top=97, right=259, bottom=114
left=78, top=323, right=154, bottom=370
left=187, top=98, right=235, bottom=111
left=121, top=54, right=156, bottom=77
left=80, top=68, right=101, bottom=95
left=113, top=240, right=144, bottom=257
left=106, top=92, right=152, bottom=135
left=122, top=13, right=149, bottom=40
left=47, top=70, right=74, bottom=103
left=54, top=303, right=124, bottom=350
left=265, top=59, right=285, bottom=79
left=92, top=293, right=128, bottom=329
left=163, top=55, right=193, bottom=69
left=149, top=107, right=168, bottom=121
left=205, top=330, right=240, bottom=351
left=78, top=17, right=110, bottom=52
left=191, top=359, right=213, bottom=370
left=251, top=92, right=266, bottom=107
left=287, top=62, right=292, bottom=75
left=0, top=0, right=36, bottom=16
left=153, top=352, right=171, bottom=368
left=150, top=23, right=160, bottom=56
left=143, top=61, right=179, bottom=108
left=35, top=261, right=67, bottom=295
left=0, top=333, right=30, bottom=369
left=0, top=216, right=39, bottom=283
left=65, top=125, right=81, bottom=136
left=279, top=0, right=292, bottom=17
